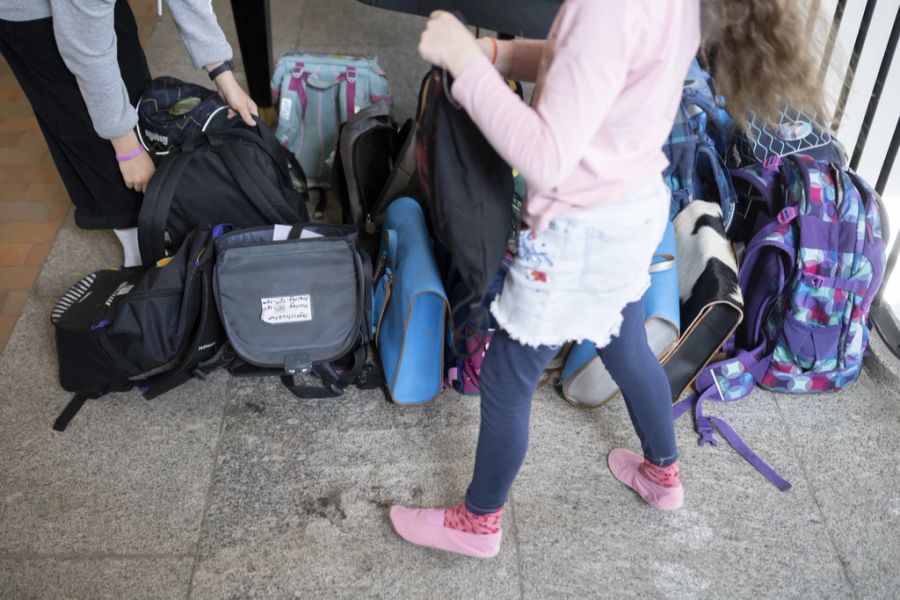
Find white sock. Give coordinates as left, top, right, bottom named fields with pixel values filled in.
left=114, top=227, right=142, bottom=267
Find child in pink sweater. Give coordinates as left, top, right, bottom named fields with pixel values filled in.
left=391, top=0, right=827, bottom=559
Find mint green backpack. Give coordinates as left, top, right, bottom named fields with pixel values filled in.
left=271, top=52, right=392, bottom=189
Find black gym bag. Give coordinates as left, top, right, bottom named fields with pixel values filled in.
left=138, top=118, right=309, bottom=265
left=51, top=225, right=228, bottom=431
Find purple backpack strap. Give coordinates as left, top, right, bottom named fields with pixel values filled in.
left=729, top=158, right=783, bottom=216
left=673, top=348, right=792, bottom=491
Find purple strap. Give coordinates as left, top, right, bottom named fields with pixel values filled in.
left=288, top=64, right=309, bottom=118
left=798, top=271, right=868, bottom=294
left=674, top=365, right=793, bottom=491
left=345, top=67, right=357, bottom=118
left=672, top=395, right=695, bottom=420
left=706, top=414, right=792, bottom=491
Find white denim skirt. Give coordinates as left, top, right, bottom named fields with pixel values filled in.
left=492, top=176, right=670, bottom=348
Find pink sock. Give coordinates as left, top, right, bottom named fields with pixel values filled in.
left=638, top=460, right=681, bottom=488
left=443, top=502, right=503, bottom=534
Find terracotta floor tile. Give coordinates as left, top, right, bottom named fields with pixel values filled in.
left=47, top=199, right=71, bottom=222
left=0, top=86, right=19, bottom=101
left=0, top=114, right=39, bottom=132
left=0, top=315, right=16, bottom=352
left=0, top=221, right=62, bottom=244
left=1, top=289, right=28, bottom=316
left=0, top=163, right=60, bottom=183
left=0, top=265, right=40, bottom=290
left=22, top=182, right=68, bottom=202
left=0, top=201, right=54, bottom=222
left=18, top=131, right=47, bottom=148
left=0, top=243, right=31, bottom=266
left=23, top=242, right=52, bottom=267
left=0, top=183, right=30, bottom=202
left=0, top=131, right=24, bottom=148
left=0, top=103, right=34, bottom=119
left=0, top=147, right=49, bottom=165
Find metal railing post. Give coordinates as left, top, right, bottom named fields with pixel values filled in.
left=851, top=6, right=900, bottom=171
left=832, top=0, right=879, bottom=131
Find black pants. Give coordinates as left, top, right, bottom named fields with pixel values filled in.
left=0, top=1, right=151, bottom=229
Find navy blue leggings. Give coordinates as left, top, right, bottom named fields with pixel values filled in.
left=465, top=299, right=677, bottom=515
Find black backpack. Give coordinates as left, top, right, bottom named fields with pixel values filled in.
left=332, top=102, right=417, bottom=232
left=138, top=119, right=309, bottom=265
left=415, top=69, right=514, bottom=341
left=51, top=225, right=227, bottom=431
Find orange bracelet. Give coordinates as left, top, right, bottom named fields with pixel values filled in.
left=488, top=37, right=498, bottom=65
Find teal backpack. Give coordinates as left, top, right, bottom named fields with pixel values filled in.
left=271, top=52, right=392, bottom=189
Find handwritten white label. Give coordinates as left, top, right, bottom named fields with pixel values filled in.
left=279, top=97, right=293, bottom=122
left=261, top=294, right=312, bottom=324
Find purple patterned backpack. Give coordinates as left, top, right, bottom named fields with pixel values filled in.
left=675, top=154, right=887, bottom=490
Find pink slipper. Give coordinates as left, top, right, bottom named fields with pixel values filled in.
left=389, top=506, right=502, bottom=558
left=608, top=448, right=684, bottom=510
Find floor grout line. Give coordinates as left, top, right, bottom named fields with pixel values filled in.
left=772, top=396, right=859, bottom=600
left=184, top=379, right=234, bottom=600
left=507, top=491, right=527, bottom=600
left=0, top=552, right=194, bottom=561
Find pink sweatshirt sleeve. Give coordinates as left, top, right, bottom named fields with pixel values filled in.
left=508, top=39, right=545, bottom=83
left=451, top=0, right=640, bottom=193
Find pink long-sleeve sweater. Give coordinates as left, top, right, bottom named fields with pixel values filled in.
left=451, top=0, right=701, bottom=231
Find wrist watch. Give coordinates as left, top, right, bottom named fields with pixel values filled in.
left=207, top=60, right=234, bottom=81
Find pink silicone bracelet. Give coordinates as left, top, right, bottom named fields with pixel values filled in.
left=115, top=146, right=143, bottom=162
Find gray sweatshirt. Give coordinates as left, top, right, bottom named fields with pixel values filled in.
left=0, top=0, right=233, bottom=139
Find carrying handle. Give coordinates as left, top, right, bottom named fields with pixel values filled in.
left=279, top=346, right=369, bottom=399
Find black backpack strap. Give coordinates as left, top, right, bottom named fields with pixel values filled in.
left=214, top=121, right=309, bottom=196
left=210, top=136, right=300, bottom=224
left=138, top=150, right=195, bottom=265
left=279, top=346, right=373, bottom=399
left=140, top=265, right=222, bottom=400
left=52, top=394, right=89, bottom=432
left=279, top=374, right=346, bottom=399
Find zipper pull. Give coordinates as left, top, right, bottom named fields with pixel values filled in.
left=365, top=215, right=376, bottom=235
left=157, top=0, right=163, bottom=25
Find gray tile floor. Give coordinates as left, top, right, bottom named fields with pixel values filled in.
left=2, top=1, right=900, bottom=598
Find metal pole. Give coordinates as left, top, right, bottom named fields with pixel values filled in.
left=872, top=113, right=900, bottom=314
left=819, top=0, right=847, bottom=85
left=851, top=5, right=900, bottom=171
left=876, top=113, right=900, bottom=196
left=832, top=0, right=879, bottom=132
left=869, top=113, right=900, bottom=354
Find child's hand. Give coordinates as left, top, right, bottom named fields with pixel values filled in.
left=419, top=11, right=484, bottom=78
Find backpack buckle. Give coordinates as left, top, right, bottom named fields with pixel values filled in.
left=763, top=156, right=782, bottom=171
left=777, top=207, right=798, bottom=225
left=803, top=272, right=827, bottom=288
